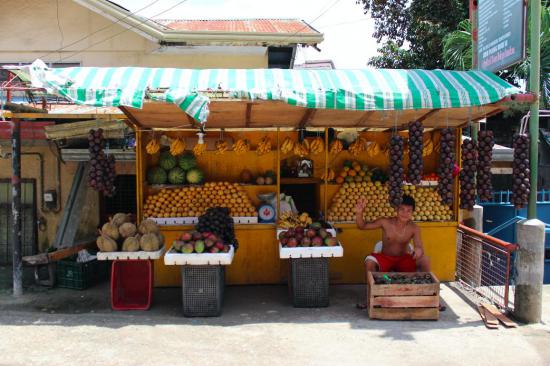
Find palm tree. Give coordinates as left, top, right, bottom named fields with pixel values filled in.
left=442, top=6, right=550, bottom=108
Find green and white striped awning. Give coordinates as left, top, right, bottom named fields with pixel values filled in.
left=25, top=59, right=519, bottom=124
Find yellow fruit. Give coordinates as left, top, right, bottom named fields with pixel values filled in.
left=146, top=139, right=160, bottom=154
left=329, top=139, right=343, bottom=155
left=193, top=143, right=206, bottom=156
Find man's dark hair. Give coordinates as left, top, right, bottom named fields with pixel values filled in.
left=401, top=195, right=415, bottom=211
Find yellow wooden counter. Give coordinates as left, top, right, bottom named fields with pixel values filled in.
left=154, top=221, right=457, bottom=287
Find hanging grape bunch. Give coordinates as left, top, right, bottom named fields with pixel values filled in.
left=407, top=120, right=424, bottom=185
left=477, top=130, right=494, bottom=202
left=87, top=129, right=116, bottom=197
left=511, top=134, right=530, bottom=208
left=436, top=128, right=455, bottom=205
left=460, top=138, right=477, bottom=210
left=388, top=135, right=404, bottom=207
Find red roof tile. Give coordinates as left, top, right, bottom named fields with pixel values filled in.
left=156, top=19, right=318, bottom=34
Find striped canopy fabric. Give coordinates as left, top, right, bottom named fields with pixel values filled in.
left=26, top=59, right=519, bottom=123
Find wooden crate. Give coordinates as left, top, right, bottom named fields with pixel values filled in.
left=367, top=272, right=440, bottom=320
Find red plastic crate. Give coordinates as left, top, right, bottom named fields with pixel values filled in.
left=110, top=260, right=153, bottom=311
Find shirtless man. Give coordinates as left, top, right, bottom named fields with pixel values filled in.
left=356, top=194, right=430, bottom=275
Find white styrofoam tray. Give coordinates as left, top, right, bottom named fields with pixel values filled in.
left=279, top=243, right=343, bottom=259
left=97, top=246, right=166, bottom=261
left=276, top=227, right=337, bottom=239
left=149, top=216, right=258, bottom=226
left=164, top=245, right=234, bottom=266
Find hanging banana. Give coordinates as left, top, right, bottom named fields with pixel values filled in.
left=146, top=139, right=160, bottom=154
left=329, top=139, right=343, bottom=155
left=233, top=139, right=250, bottom=155
left=256, top=136, right=272, bottom=156
left=169, top=137, right=186, bottom=156
left=310, top=137, right=325, bottom=155
left=193, top=142, right=206, bottom=156
left=215, top=140, right=228, bottom=155
left=281, top=137, right=295, bottom=154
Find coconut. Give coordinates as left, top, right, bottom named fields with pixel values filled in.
left=111, top=213, right=130, bottom=227
left=119, top=222, right=137, bottom=238
left=138, top=219, right=160, bottom=235
left=122, top=236, right=140, bottom=252
left=101, top=221, right=120, bottom=240
left=97, top=234, right=118, bottom=252
left=140, top=233, right=160, bottom=251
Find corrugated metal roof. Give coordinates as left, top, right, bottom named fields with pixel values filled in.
left=156, top=18, right=319, bottom=34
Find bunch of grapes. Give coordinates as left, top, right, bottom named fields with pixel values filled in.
left=460, top=138, right=477, bottom=210
left=437, top=128, right=455, bottom=205
left=196, top=207, right=238, bottom=249
left=388, top=135, right=404, bottom=207
left=511, top=134, right=530, bottom=208
left=88, top=129, right=116, bottom=197
left=407, top=120, right=424, bottom=185
left=477, top=130, right=494, bottom=202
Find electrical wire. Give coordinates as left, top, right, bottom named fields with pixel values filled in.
left=38, top=0, right=163, bottom=61
left=57, top=0, right=190, bottom=62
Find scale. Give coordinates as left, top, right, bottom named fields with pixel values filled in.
left=257, top=192, right=276, bottom=223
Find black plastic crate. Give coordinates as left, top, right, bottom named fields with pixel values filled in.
left=56, top=257, right=109, bottom=290
left=181, top=265, right=224, bottom=317
left=289, top=258, right=329, bottom=308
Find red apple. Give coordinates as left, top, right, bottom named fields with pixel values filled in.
left=287, top=238, right=298, bottom=247
left=180, top=232, right=192, bottom=241
left=324, top=237, right=337, bottom=246
left=306, top=229, right=317, bottom=238
left=210, top=247, right=220, bottom=253
left=312, top=236, right=323, bottom=247
left=215, top=241, right=225, bottom=250
left=301, top=237, right=311, bottom=247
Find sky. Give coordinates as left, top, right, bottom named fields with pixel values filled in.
left=115, top=0, right=379, bottom=68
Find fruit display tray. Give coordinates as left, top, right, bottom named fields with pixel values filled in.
left=149, top=216, right=258, bottom=226
left=97, top=246, right=166, bottom=261
left=276, top=227, right=337, bottom=238
left=164, top=245, right=234, bottom=266
left=279, top=243, right=343, bottom=259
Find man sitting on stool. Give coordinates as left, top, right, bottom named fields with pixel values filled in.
left=355, top=194, right=433, bottom=309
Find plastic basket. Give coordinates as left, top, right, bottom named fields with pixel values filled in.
left=111, top=260, right=153, bottom=311
left=289, top=258, right=329, bottom=308
left=56, top=258, right=109, bottom=290
left=181, top=265, right=224, bottom=317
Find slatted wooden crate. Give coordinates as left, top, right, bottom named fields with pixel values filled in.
left=367, top=272, right=440, bottom=320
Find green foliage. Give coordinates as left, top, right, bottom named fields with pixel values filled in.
left=359, top=0, right=468, bottom=69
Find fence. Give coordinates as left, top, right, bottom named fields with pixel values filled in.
left=456, top=224, right=518, bottom=311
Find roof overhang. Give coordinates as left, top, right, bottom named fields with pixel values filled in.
left=73, top=0, right=324, bottom=46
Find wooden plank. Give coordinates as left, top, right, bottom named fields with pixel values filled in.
left=298, top=109, right=316, bottom=128
left=48, top=241, right=95, bottom=262
left=482, top=303, right=518, bottom=328
left=368, top=307, right=439, bottom=320
left=44, top=119, right=127, bottom=139
left=369, top=283, right=439, bottom=296
left=371, top=295, right=439, bottom=308
left=478, top=305, right=499, bottom=329
left=245, top=103, right=252, bottom=127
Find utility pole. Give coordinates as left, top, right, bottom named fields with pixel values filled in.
left=11, top=118, right=22, bottom=297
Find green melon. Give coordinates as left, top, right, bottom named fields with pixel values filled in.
left=147, top=167, right=167, bottom=185
left=178, top=152, right=197, bottom=170
left=168, top=167, right=186, bottom=185
left=159, top=152, right=177, bottom=170
left=186, top=168, right=204, bottom=184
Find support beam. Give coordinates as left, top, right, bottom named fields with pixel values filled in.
left=417, top=109, right=441, bottom=122
left=11, top=118, right=22, bottom=297
left=528, top=0, right=541, bottom=219
left=355, top=111, right=374, bottom=126
left=245, top=103, right=252, bottom=127
left=298, top=108, right=316, bottom=129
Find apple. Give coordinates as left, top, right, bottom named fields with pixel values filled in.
left=312, top=236, right=323, bottom=247
left=180, top=232, right=192, bottom=241
left=204, top=239, right=215, bottom=248
left=287, top=238, right=298, bottom=247
left=306, top=229, right=317, bottom=238
left=215, top=241, right=225, bottom=250
left=324, top=237, right=338, bottom=246
left=301, top=237, right=312, bottom=247
left=191, top=231, right=202, bottom=240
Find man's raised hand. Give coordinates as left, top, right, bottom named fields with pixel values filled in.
left=356, top=197, right=367, bottom=213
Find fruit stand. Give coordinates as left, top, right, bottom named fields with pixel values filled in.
left=21, top=62, right=524, bottom=288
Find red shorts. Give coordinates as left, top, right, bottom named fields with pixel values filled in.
left=365, top=253, right=417, bottom=272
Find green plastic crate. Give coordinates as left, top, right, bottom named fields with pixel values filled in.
left=56, top=257, right=109, bottom=290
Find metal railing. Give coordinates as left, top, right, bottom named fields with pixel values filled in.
left=483, top=190, right=550, bottom=204
left=456, top=224, right=518, bottom=311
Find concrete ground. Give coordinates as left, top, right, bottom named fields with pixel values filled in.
left=0, top=276, right=549, bottom=366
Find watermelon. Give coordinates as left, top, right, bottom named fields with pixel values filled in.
left=168, top=167, right=186, bottom=185
left=178, top=152, right=197, bottom=170
left=159, top=152, right=177, bottom=170
left=186, top=168, right=204, bottom=184
left=147, top=167, right=167, bottom=185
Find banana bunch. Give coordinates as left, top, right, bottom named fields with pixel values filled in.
left=423, top=135, right=434, bottom=156
left=329, top=139, right=343, bottom=155
left=193, top=142, right=206, bottom=156
left=294, top=139, right=310, bottom=157
left=281, top=137, right=295, bottom=154
left=366, top=142, right=382, bottom=157
left=278, top=211, right=313, bottom=228
left=310, top=137, right=325, bottom=155
left=215, top=139, right=228, bottom=155
left=146, top=139, right=160, bottom=155
left=256, top=136, right=272, bottom=156
left=321, top=168, right=336, bottom=181
left=348, top=137, right=367, bottom=156
left=233, top=139, right=250, bottom=155
left=169, top=138, right=186, bottom=156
